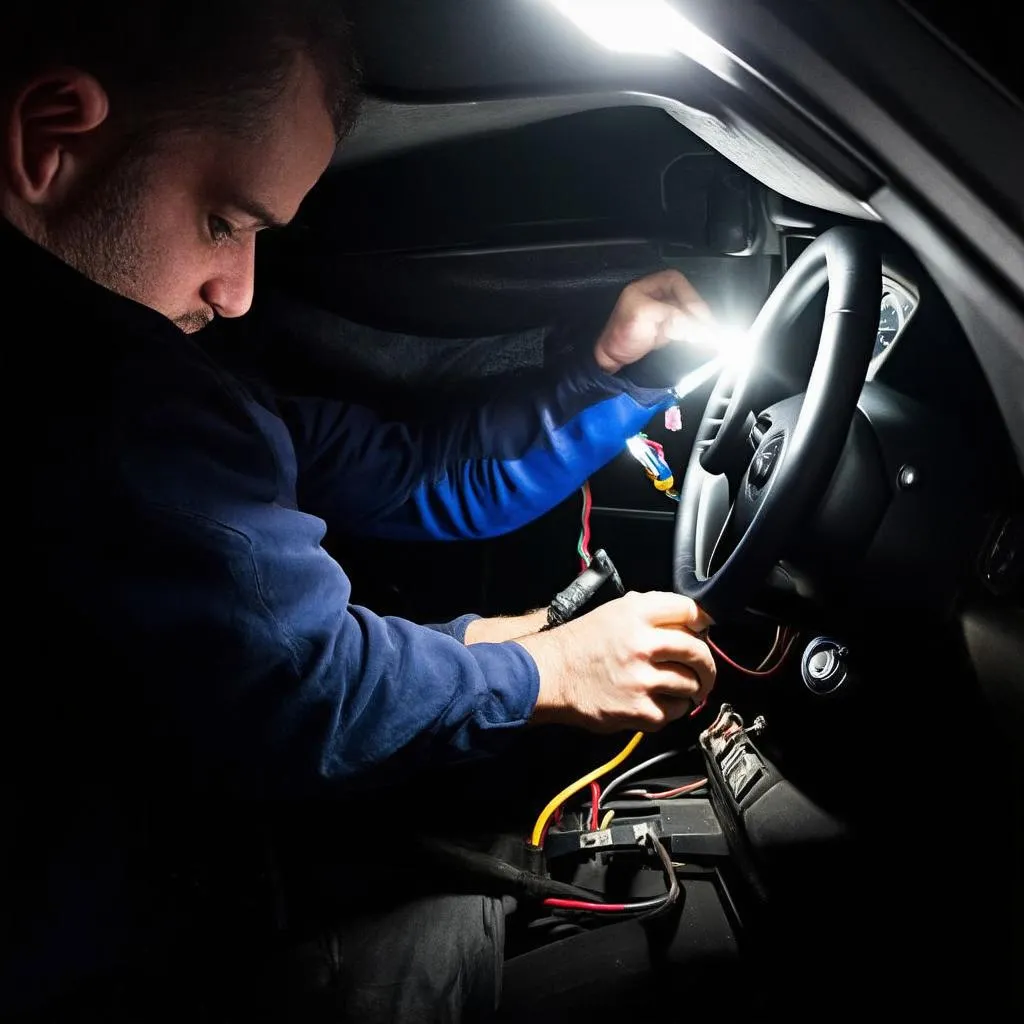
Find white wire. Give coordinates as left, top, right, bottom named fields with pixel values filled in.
left=755, top=626, right=782, bottom=671
left=598, top=750, right=680, bottom=808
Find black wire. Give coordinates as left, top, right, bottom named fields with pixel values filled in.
left=415, top=836, right=608, bottom=903
left=638, top=832, right=680, bottom=921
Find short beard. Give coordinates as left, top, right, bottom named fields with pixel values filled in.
left=172, top=309, right=214, bottom=333
left=40, top=148, right=148, bottom=306
left=39, top=145, right=211, bottom=334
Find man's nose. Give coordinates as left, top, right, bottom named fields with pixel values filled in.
left=201, top=238, right=256, bottom=319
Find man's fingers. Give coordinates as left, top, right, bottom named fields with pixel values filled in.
left=649, top=664, right=701, bottom=697
left=634, top=269, right=715, bottom=324
left=629, top=296, right=715, bottom=347
left=648, top=637, right=715, bottom=699
left=640, top=302, right=704, bottom=347
left=657, top=693, right=699, bottom=725
left=613, top=691, right=697, bottom=733
left=662, top=309, right=721, bottom=349
left=632, top=590, right=709, bottom=630
left=640, top=693, right=695, bottom=730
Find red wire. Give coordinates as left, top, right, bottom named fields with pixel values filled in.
left=579, top=481, right=593, bottom=572
left=641, top=777, right=709, bottom=800
left=588, top=781, right=601, bottom=831
left=539, top=802, right=565, bottom=846
left=645, top=438, right=665, bottom=457
left=543, top=898, right=632, bottom=912
left=708, top=630, right=797, bottom=677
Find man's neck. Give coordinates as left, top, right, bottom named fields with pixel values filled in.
left=0, top=195, right=45, bottom=245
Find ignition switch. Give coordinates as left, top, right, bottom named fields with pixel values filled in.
left=801, top=637, right=850, bottom=695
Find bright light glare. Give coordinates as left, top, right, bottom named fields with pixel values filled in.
left=548, top=0, right=677, bottom=54
left=672, top=326, right=755, bottom=399
left=626, top=434, right=660, bottom=470
left=673, top=357, right=722, bottom=400
left=547, top=0, right=723, bottom=66
left=626, top=435, right=648, bottom=459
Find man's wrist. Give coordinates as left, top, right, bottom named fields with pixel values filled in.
left=464, top=608, right=549, bottom=646
left=513, top=627, right=575, bottom=726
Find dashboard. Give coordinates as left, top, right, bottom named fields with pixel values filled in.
left=867, top=275, right=918, bottom=378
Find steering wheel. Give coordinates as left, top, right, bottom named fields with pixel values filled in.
left=674, top=227, right=881, bottom=622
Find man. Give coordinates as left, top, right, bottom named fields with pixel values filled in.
left=3, top=2, right=717, bottom=1020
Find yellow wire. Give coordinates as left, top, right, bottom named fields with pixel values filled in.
left=599, top=809, right=616, bottom=830
left=529, top=731, right=644, bottom=847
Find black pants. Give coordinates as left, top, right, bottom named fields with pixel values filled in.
left=22, top=894, right=504, bottom=1024
left=277, top=893, right=509, bottom=1024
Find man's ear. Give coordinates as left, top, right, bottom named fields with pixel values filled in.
left=5, top=70, right=109, bottom=205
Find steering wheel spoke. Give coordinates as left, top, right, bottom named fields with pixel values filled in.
left=693, top=468, right=732, bottom=579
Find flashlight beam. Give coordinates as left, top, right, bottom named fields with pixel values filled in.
left=673, top=357, right=723, bottom=400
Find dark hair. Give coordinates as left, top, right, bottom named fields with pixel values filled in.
left=5, top=0, right=362, bottom=143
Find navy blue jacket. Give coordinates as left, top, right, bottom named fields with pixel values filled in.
left=6, top=220, right=673, bottom=1007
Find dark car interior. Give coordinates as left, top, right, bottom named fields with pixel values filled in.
left=211, top=1, right=1023, bottom=1019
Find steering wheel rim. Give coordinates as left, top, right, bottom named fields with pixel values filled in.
left=673, top=227, right=881, bottom=622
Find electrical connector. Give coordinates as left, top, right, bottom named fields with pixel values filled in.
left=625, top=434, right=678, bottom=499
left=545, top=548, right=625, bottom=628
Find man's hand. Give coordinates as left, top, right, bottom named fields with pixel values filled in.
left=516, top=591, right=715, bottom=734
left=594, top=269, right=715, bottom=375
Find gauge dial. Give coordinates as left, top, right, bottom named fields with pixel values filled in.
left=867, top=279, right=919, bottom=380
left=874, top=291, right=905, bottom=359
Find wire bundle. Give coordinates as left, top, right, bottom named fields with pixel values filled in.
left=530, top=732, right=643, bottom=848
left=597, top=750, right=681, bottom=807
left=625, top=434, right=680, bottom=501
left=542, top=832, right=680, bottom=917
left=708, top=625, right=798, bottom=676
left=620, top=778, right=708, bottom=800
left=530, top=735, right=692, bottom=917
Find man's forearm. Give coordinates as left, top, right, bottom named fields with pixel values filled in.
left=464, top=609, right=548, bottom=645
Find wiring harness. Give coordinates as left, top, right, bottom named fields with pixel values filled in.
left=521, top=466, right=800, bottom=918
left=542, top=831, right=679, bottom=919
left=526, top=729, right=701, bottom=917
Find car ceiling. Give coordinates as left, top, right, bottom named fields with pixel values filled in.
left=335, top=0, right=871, bottom=219
left=342, top=0, right=702, bottom=97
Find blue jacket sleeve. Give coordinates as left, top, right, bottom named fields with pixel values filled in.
left=90, top=351, right=542, bottom=798
left=279, top=350, right=675, bottom=541
left=122, top=503, right=539, bottom=796
left=423, top=614, right=481, bottom=643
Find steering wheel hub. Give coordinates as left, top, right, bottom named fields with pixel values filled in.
left=748, top=433, right=784, bottom=491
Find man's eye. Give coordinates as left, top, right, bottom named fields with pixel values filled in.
left=208, top=216, right=234, bottom=242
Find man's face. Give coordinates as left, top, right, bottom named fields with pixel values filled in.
left=40, top=57, right=336, bottom=332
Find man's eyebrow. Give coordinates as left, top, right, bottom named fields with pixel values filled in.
left=232, top=198, right=290, bottom=230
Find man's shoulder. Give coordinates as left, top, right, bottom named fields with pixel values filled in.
left=29, top=319, right=283, bottom=514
